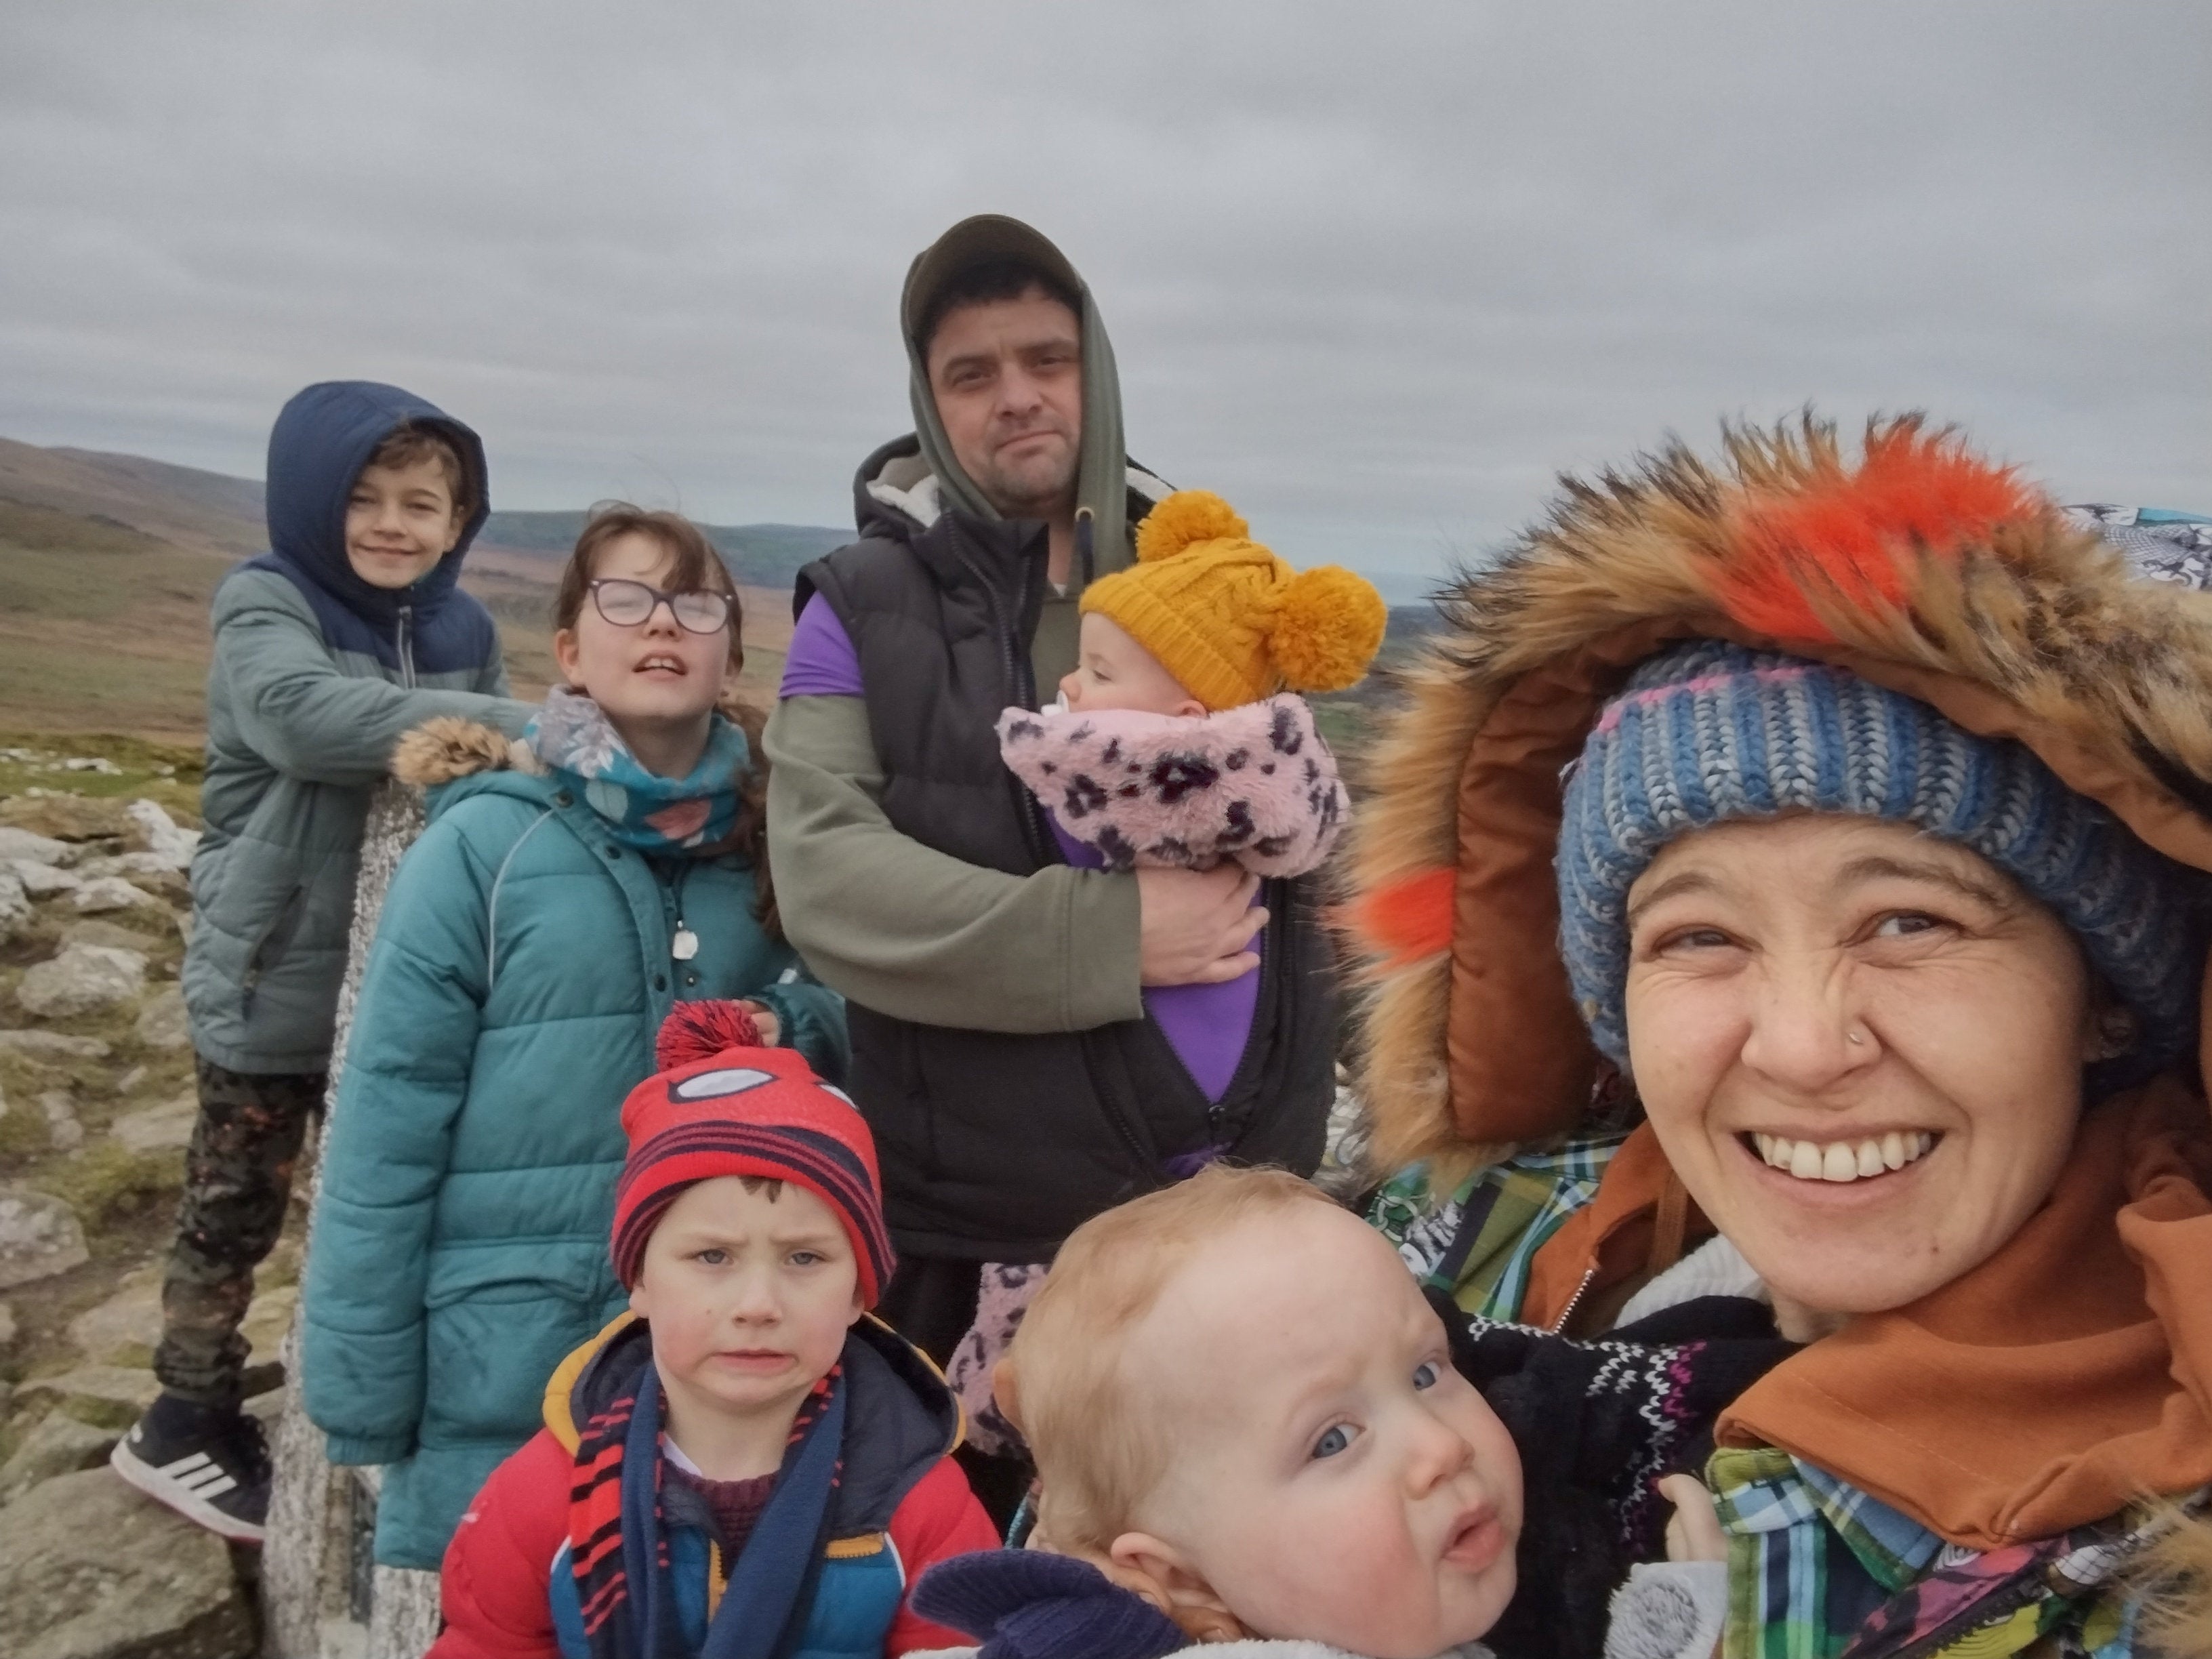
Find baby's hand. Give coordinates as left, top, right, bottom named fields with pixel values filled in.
left=741, top=1000, right=781, bottom=1046
left=1659, top=1474, right=1727, bottom=1563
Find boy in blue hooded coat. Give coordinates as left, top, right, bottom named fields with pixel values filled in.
left=112, top=382, right=534, bottom=1544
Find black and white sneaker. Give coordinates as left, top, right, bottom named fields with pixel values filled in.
left=109, top=1393, right=271, bottom=1544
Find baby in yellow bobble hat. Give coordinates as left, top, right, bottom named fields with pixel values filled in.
left=996, top=489, right=1388, bottom=879
left=952, top=494, right=1389, bottom=1465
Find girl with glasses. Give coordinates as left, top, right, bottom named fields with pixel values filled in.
left=300, top=504, right=850, bottom=1576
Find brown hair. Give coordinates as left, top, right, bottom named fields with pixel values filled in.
left=365, top=422, right=472, bottom=517
left=916, top=256, right=1081, bottom=355
left=554, top=504, right=778, bottom=935
left=1004, top=1165, right=1338, bottom=1553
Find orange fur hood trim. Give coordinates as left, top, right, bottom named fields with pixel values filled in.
left=1342, top=414, right=2212, bottom=1174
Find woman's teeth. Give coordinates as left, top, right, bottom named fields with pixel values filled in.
left=638, top=655, right=683, bottom=673
left=1752, top=1130, right=1935, bottom=1182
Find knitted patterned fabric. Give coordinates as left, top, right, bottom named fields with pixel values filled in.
left=611, top=1005, right=893, bottom=1300
left=1556, top=639, right=2204, bottom=1087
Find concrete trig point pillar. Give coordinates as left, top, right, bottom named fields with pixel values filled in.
left=260, top=783, right=441, bottom=1659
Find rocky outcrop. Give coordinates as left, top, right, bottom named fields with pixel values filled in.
left=70, top=876, right=165, bottom=915
left=0, top=868, right=30, bottom=944
left=1, top=776, right=260, bottom=1658
left=16, top=942, right=149, bottom=1019
left=0, top=1188, right=91, bottom=1289
left=135, top=987, right=191, bottom=1052
left=0, top=1467, right=255, bottom=1659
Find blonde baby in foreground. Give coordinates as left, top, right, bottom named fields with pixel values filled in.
left=908, top=1167, right=1738, bottom=1659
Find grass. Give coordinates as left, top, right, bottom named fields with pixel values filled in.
left=0, top=499, right=799, bottom=733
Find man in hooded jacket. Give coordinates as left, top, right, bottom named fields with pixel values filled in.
left=764, top=218, right=1340, bottom=1404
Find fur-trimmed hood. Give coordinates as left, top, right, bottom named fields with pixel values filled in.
left=391, top=714, right=544, bottom=787
left=1343, top=414, right=2212, bottom=1174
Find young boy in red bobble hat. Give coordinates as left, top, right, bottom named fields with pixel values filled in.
left=429, top=1002, right=998, bottom=1659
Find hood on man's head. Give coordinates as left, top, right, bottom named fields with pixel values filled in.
left=899, top=215, right=1131, bottom=585
left=263, top=380, right=490, bottom=620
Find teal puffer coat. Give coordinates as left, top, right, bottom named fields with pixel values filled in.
left=300, top=718, right=847, bottom=1570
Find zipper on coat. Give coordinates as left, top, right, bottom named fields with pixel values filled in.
left=1549, top=1266, right=1598, bottom=1334
left=396, top=604, right=417, bottom=688
left=948, top=527, right=1054, bottom=869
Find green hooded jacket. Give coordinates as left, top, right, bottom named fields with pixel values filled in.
left=184, top=382, right=533, bottom=1074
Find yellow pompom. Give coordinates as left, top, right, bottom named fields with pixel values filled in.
left=1269, top=565, right=1388, bottom=693
left=1134, top=489, right=1251, bottom=564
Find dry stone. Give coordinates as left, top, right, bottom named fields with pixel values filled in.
left=113, top=1089, right=199, bottom=1153
left=125, top=798, right=200, bottom=869
left=69, top=875, right=162, bottom=915
left=16, top=943, right=148, bottom=1018
left=0, top=793, right=131, bottom=842
left=12, top=859, right=81, bottom=895
left=77, top=851, right=183, bottom=881
left=0, top=1188, right=89, bottom=1288
left=134, top=986, right=191, bottom=1052
left=14, top=1366, right=161, bottom=1429
left=0, top=1467, right=254, bottom=1659
left=0, top=826, right=73, bottom=866
left=64, top=918, right=167, bottom=954
left=0, top=1029, right=112, bottom=1061
left=66, top=1265, right=163, bottom=1362
left=40, top=1090, right=85, bottom=1152
left=0, top=1408, right=118, bottom=1502
left=0, top=868, right=31, bottom=944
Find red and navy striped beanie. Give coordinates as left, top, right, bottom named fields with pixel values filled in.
left=610, top=1001, right=894, bottom=1303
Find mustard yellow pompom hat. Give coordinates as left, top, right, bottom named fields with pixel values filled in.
left=1080, top=490, right=1389, bottom=712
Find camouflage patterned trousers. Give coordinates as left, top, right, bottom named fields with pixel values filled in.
left=153, top=1055, right=324, bottom=1406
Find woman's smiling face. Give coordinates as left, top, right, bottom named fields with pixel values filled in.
left=1623, top=813, right=2095, bottom=1319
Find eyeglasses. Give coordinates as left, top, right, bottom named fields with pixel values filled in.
left=586, top=578, right=732, bottom=635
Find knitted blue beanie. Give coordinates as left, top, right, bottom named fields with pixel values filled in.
left=1556, top=638, right=2203, bottom=1086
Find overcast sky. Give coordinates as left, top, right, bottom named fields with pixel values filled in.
left=3, top=3, right=2206, bottom=588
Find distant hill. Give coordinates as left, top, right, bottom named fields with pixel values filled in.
left=0, top=439, right=266, bottom=558
left=0, top=438, right=855, bottom=590
left=476, top=512, right=848, bottom=586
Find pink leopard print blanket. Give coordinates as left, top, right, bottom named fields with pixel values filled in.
left=996, top=695, right=1347, bottom=878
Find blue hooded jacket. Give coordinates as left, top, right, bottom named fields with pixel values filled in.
left=247, top=378, right=503, bottom=675
left=184, top=382, right=535, bottom=1075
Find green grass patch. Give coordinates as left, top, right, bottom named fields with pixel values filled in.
left=38, top=1139, right=186, bottom=1231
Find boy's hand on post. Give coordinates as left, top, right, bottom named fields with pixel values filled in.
left=1137, top=865, right=1266, bottom=987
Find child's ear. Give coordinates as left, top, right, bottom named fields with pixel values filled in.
left=1107, top=1532, right=1246, bottom=1644
left=627, top=1280, right=651, bottom=1320
left=552, top=628, right=582, bottom=686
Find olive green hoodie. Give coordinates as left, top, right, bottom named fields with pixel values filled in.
left=764, top=216, right=1156, bottom=1035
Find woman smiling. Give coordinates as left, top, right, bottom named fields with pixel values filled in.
left=1345, top=418, right=2212, bottom=1656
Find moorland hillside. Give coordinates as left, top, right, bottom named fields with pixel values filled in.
left=0, top=438, right=827, bottom=739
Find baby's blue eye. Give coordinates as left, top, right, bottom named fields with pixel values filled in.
left=1311, top=1425, right=1352, bottom=1460
left=1413, top=1361, right=1439, bottom=1390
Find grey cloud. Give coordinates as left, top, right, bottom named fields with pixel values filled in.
left=1, top=0, right=2205, bottom=582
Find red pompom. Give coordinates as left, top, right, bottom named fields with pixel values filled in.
left=655, top=1000, right=761, bottom=1069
